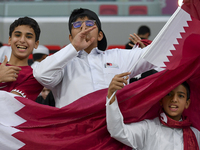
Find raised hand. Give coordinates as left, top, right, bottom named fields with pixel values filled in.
left=128, top=33, right=145, bottom=48
left=107, top=72, right=131, bottom=104
left=0, top=56, right=21, bottom=83
left=71, top=23, right=96, bottom=51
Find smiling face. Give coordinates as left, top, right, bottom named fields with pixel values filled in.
left=160, top=84, right=190, bottom=121
left=8, top=25, right=39, bottom=66
left=69, top=16, right=103, bottom=53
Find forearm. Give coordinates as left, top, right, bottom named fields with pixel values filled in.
left=106, top=98, right=134, bottom=148
left=33, top=44, right=78, bottom=88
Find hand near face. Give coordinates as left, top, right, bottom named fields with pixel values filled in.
left=108, top=72, right=131, bottom=104
left=128, top=33, right=145, bottom=48
left=71, top=23, right=96, bottom=51
left=0, top=56, right=21, bottom=83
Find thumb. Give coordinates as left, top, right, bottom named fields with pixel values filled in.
left=2, top=56, right=8, bottom=65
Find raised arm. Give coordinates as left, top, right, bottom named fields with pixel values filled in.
left=107, top=72, right=130, bottom=104
left=106, top=72, right=148, bottom=149
left=33, top=24, right=97, bottom=89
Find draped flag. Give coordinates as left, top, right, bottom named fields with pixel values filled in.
left=0, top=0, right=200, bottom=149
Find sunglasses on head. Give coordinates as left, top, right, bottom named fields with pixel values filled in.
left=71, top=20, right=96, bottom=28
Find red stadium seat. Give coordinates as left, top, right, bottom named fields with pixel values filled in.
left=99, top=5, right=118, bottom=15
left=107, top=45, right=125, bottom=50
left=129, top=6, right=148, bottom=15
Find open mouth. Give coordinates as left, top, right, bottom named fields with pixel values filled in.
left=17, top=45, right=27, bottom=51
left=169, top=105, right=178, bottom=111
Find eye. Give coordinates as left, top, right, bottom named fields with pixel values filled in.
left=14, top=33, right=21, bottom=37
left=179, top=94, right=185, bottom=98
left=26, top=35, right=33, bottom=39
left=72, top=21, right=82, bottom=28
left=166, top=93, right=171, bottom=97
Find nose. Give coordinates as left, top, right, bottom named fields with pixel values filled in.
left=80, top=21, right=87, bottom=30
left=171, top=95, right=178, bottom=103
left=19, top=35, right=25, bottom=43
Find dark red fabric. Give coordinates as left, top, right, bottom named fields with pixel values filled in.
left=141, top=39, right=152, bottom=46
left=12, top=54, right=200, bottom=149
left=159, top=113, right=199, bottom=150
left=0, top=64, right=43, bottom=100
left=182, top=0, right=200, bottom=20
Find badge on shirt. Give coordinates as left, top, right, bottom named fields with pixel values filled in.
left=105, top=63, right=119, bottom=68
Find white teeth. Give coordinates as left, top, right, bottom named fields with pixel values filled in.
left=17, top=45, right=26, bottom=49
left=170, top=105, right=177, bottom=108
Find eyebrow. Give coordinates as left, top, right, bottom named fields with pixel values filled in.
left=177, top=91, right=186, bottom=95
left=14, top=31, right=34, bottom=36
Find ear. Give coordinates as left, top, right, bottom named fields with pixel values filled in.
left=8, top=37, right=11, bottom=46
left=185, top=99, right=191, bottom=109
left=97, top=31, right=103, bottom=42
left=34, top=40, right=39, bottom=49
left=69, top=34, right=73, bottom=43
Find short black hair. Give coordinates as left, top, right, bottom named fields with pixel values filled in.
left=0, top=42, right=3, bottom=47
left=68, top=8, right=95, bottom=34
left=137, top=25, right=151, bottom=37
left=68, top=8, right=107, bottom=51
left=182, top=81, right=190, bottom=100
left=9, top=16, right=41, bottom=42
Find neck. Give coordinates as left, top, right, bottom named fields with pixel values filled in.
left=8, top=55, right=28, bottom=66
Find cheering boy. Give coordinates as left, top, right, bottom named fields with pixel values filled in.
left=34, top=8, right=156, bottom=108
left=0, top=17, right=43, bottom=100
left=106, top=72, right=200, bottom=149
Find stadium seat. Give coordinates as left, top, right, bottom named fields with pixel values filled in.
left=107, top=45, right=125, bottom=50
left=99, top=5, right=118, bottom=15
left=129, top=6, right=148, bottom=15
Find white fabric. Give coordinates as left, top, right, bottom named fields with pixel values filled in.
left=106, top=97, right=200, bottom=150
left=0, top=91, right=25, bottom=150
left=33, top=44, right=155, bottom=108
left=32, top=45, right=49, bottom=55
left=0, top=46, right=12, bottom=63
left=31, top=61, right=40, bottom=70
left=143, top=8, right=192, bottom=68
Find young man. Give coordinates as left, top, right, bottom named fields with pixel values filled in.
left=33, top=8, right=156, bottom=108
left=0, top=17, right=43, bottom=100
left=106, top=72, right=200, bottom=149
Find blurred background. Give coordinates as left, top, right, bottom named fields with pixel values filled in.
left=0, top=0, right=183, bottom=53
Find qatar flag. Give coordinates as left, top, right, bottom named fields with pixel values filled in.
left=0, top=0, right=200, bottom=149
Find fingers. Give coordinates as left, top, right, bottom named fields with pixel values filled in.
left=129, top=33, right=141, bottom=45
left=110, top=72, right=131, bottom=90
left=107, top=72, right=130, bottom=100
left=2, top=56, right=8, bottom=65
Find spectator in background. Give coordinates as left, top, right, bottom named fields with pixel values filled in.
left=31, top=45, right=55, bottom=106
left=125, top=25, right=158, bottom=83
left=125, top=25, right=151, bottom=49
left=31, top=45, right=49, bottom=69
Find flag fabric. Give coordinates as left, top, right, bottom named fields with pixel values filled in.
left=0, top=0, right=200, bottom=149
left=0, top=53, right=200, bottom=150
left=142, top=0, right=200, bottom=70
